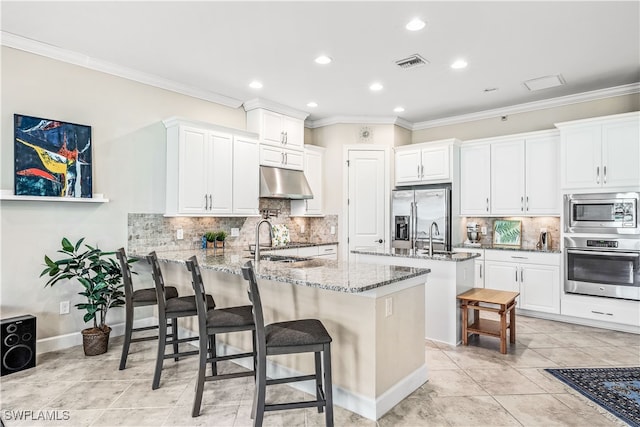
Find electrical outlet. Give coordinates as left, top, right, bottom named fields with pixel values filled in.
left=385, top=297, right=393, bottom=317
left=60, top=301, right=70, bottom=315
left=231, top=227, right=240, bottom=237
left=481, top=226, right=487, bottom=234
left=330, top=226, right=336, bottom=235
left=176, top=228, right=184, bottom=240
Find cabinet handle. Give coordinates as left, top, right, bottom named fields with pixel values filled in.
left=486, top=198, right=489, bottom=212
left=596, top=166, right=600, bottom=184
left=204, top=194, right=208, bottom=210
left=511, top=256, right=528, bottom=259
left=284, top=131, right=288, bottom=144
left=591, top=310, right=613, bottom=316
left=421, top=164, right=424, bottom=178
left=281, top=152, right=285, bottom=164
left=285, top=152, right=288, bottom=164
left=603, top=165, right=607, bottom=184
left=479, top=264, right=482, bottom=279
left=520, top=267, right=524, bottom=283
left=526, top=196, right=529, bottom=211
left=520, top=196, right=524, bottom=212
left=281, top=131, right=285, bottom=144
left=515, top=270, right=518, bottom=282
left=417, top=164, right=420, bottom=177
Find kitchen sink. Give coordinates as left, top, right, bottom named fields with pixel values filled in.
left=246, top=254, right=312, bottom=263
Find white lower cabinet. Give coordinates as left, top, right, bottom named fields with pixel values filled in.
left=561, top=294, right=640, bottom=327
left=271, top=244, right=338, bottom=260
left=484, top=250, right=560, bottom=314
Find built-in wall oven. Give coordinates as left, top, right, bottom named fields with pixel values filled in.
left=564, top=236, right=640, bottom=301
left=564, top=192, right=640, bottom=301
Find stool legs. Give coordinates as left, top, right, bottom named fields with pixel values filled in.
left=119, top=302, right=135, bottom=370
left=152, top=314, right=168, bottom=390
left=252, top=355, right=267, bottom=427
left=323, top=344, right=334, bottom=427
left=315, top=351, right=323, bottom=413
left=510, top=302, right=517, bottom=344
left=192, top=332, right=209, bottom=417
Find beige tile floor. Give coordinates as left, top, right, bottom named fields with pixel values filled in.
left=1, top=315, right=638, bottom=426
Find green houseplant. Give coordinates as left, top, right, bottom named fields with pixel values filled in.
left=40, top=237, right=130, bottom=356
left=205, top=231, right=227, bottom=248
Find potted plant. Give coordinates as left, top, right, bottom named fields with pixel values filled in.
left=204, top=231, right=227, bottom=249
left=40, top=237, right=130, bottom=356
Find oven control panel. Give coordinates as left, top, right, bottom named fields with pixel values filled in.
left=586, top=239, right=619, bottom=248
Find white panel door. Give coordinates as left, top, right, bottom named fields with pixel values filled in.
left=348, top=150, right=386, bottom=253
left=491, top=139, right=525, bottom=215
left=178, top=126, right=208, bottom=214
left=208, top=132, right=233, bottom=215
left=526, top=135, right=560, bottom=215
left=233, top=136, right=259, bottom=215
left=460, top=144, right=491, bottom=215
left=602, top=120, right=640, bottom=188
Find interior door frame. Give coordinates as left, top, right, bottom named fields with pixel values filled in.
left=342, top=144, right=391, bottom=260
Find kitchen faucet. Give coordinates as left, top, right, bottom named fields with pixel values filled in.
left=429, top=221, right=440, bottom=256
left=254, top=217, right=273, bottom=264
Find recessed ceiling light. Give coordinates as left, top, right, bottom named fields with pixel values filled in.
left=369, top=82, right=384, bottom=91
left=249, top=81, right=263, bottom=89
left=450, top=59, right=468, bottom=69
left=314, top=55, right=332, bottom=65
left=406, top=18, right=426, bottom=31
left=307, top=102, right=318, bottom=108
left=394, top=106, right=405, bottom=113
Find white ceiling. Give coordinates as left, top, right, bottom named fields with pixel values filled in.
left=2, top=1, right=639, bottom=126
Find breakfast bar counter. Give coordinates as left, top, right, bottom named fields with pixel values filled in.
left=131, top=248, right=430, bottom=420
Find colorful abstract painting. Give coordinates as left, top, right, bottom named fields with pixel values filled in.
left=14, top=114, right=92, bottom=198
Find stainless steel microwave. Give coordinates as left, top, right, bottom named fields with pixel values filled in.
left=564, top=192, right=639, bottom=235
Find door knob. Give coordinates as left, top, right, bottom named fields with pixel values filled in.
left=375, top=239, right=383, bottom=243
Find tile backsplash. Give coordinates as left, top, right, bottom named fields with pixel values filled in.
left=128, top=199, right=338, bottom=254
left=462, top=217, right=560, bottom=250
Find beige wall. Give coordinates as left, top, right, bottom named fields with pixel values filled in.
left=0, top=47, right=245, bottom=338
left=411, top=93, right=640, bottom=143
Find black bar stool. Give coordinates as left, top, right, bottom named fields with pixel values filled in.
left=115, top=248, right=178, bottom=370
left=147, top=251, right=214, bottom=390
left=241, top=261, right=334, bottom=427
left=185, top=256, right=257, bottom=417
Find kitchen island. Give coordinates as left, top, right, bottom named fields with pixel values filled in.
left=131, top=248, right=430, bottom=420
left=352, top=249, right=478, bottom=346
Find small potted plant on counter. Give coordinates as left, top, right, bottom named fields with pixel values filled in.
left=204, top=231, right=227, bottom=251
left=40, top=237, right=131, bottom=356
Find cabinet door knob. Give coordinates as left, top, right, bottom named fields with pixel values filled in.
left=375, top=239, right=383, bottom=244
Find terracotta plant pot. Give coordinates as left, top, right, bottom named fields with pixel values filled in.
left=81, top=325, right=111, bottom=356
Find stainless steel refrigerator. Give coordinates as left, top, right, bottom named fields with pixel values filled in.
left=391, top=185, right=451, bottom=253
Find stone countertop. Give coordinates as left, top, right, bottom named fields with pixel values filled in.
left=351, top=249, right=480, bottom=262
left=250, top=241, right=338, bottom=252
left=453, top=243, right=562, bottom=254
left=132, top=248, right=429, bottom=294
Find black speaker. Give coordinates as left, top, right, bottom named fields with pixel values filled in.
left=1, top=315, right=36, bottom=376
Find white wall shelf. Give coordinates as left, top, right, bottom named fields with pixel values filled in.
left=0, top=190, right=109, bottom=203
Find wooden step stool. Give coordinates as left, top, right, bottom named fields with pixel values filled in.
left=457, top=288, right=519, bottom=354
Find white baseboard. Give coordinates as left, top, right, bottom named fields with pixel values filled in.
left=517, top=309, right=640, bottom=334
left=215, top=341, right=428, bottom=421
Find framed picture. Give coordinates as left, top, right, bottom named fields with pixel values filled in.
left=14, top=114, right=92, bottom=198
left=493, top=220, right=522, bottom=247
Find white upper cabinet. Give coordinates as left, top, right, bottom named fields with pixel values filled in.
left=246, top=104, right=308, bottom=170
left=558, top=112, right=640, bottom=191
left=461, top=130, right=559, bottom=216
left=394, top=139, right=459, bottom=186
left=164, top=117, right=259, bottom=216
left=460, top=143, right=491, bottom=215
left=291, top=145, right=325, bottom=216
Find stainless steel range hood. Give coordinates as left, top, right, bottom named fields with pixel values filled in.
left=259, top=166, right=313, bottom=199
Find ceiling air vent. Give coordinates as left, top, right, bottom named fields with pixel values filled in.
left=395, top=54, right=429, bottom=70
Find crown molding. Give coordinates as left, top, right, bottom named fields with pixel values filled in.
left=412, top=83, right=640, bottom=130
left=305, top=115, right=413, bottom=130
left=242, top=98, right=309, bottom=120
left=1, top=31, right=244, bottom=109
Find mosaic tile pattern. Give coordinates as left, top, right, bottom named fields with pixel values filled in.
left=127, top=248, right=430, bottom=293
left=128, top=199, right=339, bottom=254
left=462, top=217, right=561, bottom=251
